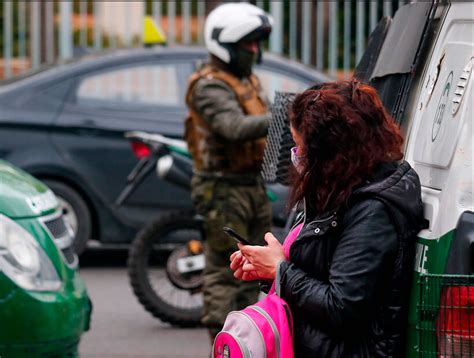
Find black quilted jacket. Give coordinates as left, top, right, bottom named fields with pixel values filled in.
left=277, top=161, right=424, bottom=357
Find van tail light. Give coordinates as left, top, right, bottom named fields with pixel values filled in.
left=436, top=285, right=474, bottom=357
left=130, top=141, right=151, bottom=159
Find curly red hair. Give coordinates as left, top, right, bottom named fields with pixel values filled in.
left=289, top=79, right=404, bottom=214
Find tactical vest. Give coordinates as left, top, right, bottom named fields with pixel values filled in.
left=185, top=65, right=268, bottom=176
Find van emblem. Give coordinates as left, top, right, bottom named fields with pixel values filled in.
left=431, top=71, right=453, bottom=142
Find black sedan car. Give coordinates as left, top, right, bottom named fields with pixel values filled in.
left=0, top=47, right=330, bottom=253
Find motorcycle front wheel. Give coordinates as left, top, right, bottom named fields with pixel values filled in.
left=127, top=210, right=204, bottom=327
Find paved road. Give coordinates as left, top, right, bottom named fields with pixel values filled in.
left=78, top=252, right=210, bottom=358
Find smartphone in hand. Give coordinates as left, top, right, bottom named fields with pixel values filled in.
left=223, top=226, right=252, bottom=246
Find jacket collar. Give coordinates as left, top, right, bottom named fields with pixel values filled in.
left=302, top=161, right=405, bottom=223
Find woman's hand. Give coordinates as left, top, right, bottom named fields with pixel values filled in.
left=235, top=232, right=286, bottom=281
left=230, top=250, right=260, bottom=281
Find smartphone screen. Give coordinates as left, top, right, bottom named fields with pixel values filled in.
left=223, top=226, right=252, bottom=246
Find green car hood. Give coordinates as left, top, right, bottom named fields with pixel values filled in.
left=0, top=160, right=58, bottom=218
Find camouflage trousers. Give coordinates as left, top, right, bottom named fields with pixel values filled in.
left=191, top=176, right=272, bottom=335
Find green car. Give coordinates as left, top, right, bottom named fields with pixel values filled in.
left=0, top=160, right=91, bottom=357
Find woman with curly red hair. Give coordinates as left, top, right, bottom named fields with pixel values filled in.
left=230, top=79, right=425, bottom=356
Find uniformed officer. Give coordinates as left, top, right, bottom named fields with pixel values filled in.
left=184, top=2, right=273, bottom=342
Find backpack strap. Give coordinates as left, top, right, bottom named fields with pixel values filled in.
left=267, top=223, right=304, bottom=295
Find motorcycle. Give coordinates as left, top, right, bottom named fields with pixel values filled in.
left=116, top=130, right=296, bottom=327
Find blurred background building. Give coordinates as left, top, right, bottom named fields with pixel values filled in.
left=0, top=0, right=411, bottom=80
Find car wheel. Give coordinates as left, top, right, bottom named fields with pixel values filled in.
left=42, top=179, right=92, bottom=255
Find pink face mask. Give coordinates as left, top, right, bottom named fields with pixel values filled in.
left=290, top=146, right=304, bottom=173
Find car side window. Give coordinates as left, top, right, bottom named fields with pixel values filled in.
left=254, top=68, right=310, bottom=102
left=75, top=62, right=190, bottom=110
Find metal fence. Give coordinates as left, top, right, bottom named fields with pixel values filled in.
left=1, top=0, right=411, bottom=80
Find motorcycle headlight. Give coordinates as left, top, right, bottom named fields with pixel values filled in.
left=0, top=214, right=61, bottom=291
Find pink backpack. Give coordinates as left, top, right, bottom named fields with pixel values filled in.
left=213, top=224, right=303, bottom=358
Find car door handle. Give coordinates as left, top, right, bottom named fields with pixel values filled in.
left=78, top=119, right=99, bottom=136
left=77, top=126, right=99, bottom=136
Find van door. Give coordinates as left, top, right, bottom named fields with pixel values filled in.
left=404, top=2, right=473, bottom=250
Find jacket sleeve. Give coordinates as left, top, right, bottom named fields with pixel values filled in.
left=277, top=200, right=398, bottom=336
left=191, top=78, right=270, bottom=141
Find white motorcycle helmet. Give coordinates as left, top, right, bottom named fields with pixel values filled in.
left=204, top=3, right=273, bottom=67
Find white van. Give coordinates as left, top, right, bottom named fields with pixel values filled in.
left=356, top=1, right=473, bottom=355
